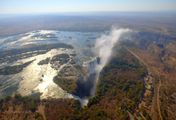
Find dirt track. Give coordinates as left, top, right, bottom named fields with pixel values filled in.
left=126, top=47, right=163, bottom=120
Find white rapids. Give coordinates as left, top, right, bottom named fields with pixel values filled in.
left=17, top=48, right=74, bottom=99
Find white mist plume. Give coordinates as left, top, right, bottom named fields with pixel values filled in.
left=95, top=28, right=131, bottom=72
left=91, top=28, right=131, bottom=96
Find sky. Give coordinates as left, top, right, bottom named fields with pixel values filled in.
left=0, top=0, right=176, bottom=14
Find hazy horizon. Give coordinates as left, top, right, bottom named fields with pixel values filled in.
left=1, top=0, right=176, bottom=14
